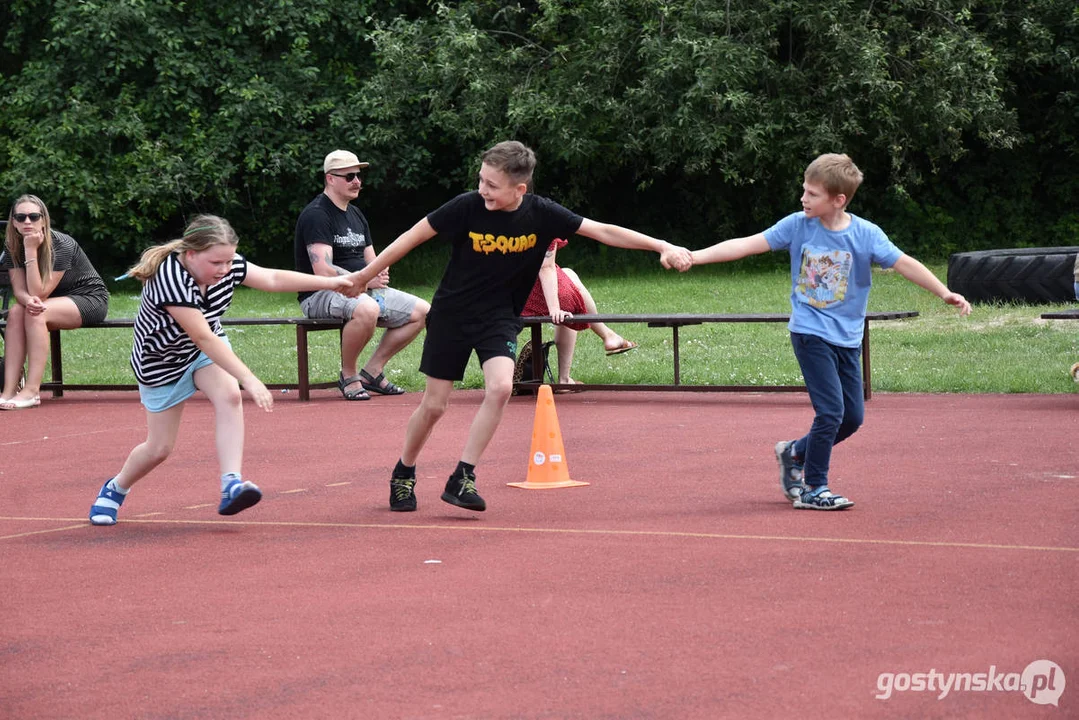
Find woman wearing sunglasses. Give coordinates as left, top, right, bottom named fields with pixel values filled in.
left=1, top=195, right=109, bottom=409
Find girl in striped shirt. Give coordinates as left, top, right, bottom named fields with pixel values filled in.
left=89, top=215, right=359, bottom=526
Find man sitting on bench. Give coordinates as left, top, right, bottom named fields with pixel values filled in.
left=294, top=150, right=429, bottom=400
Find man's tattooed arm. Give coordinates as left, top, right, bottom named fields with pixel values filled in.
left=308, top=248, right=350, bottom=276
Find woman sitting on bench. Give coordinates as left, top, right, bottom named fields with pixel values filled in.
left=521, top=238, right=637, bottom=388
left=1, top=195, right=109, bottom=410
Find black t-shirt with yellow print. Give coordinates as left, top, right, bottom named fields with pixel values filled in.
left=426, top=191, right=583, bottom=322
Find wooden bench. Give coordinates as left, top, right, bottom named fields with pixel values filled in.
left=41, top=317, right=346, bottom=401
left=518, top=311, right=919, bottom=400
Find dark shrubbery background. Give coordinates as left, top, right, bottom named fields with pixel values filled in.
left=1, top=0, right=1075, bottom=279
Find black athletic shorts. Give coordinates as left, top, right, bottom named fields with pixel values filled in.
left=419, top=312, right=522, bottom=381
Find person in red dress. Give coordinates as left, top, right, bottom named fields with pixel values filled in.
left=521, top=238, right=637, bottom=387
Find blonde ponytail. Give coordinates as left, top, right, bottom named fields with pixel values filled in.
left=126, top=215, right=239, bottom=282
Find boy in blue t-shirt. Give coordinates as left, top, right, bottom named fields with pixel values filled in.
left=354, top=141, right=692, bottom=513
left=691, top=153, right=971, bottom=510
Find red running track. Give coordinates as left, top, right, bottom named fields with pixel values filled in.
left=1, top=390, right=1076, bottom=719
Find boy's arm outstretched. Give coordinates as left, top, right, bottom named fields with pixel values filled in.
left=891, top=255, right=972, bottom=315
left=575, top=219, right=692, bottom=271
left=354, top=218, right=438, bottom=288
left=691, top=233, right=771, bottom=265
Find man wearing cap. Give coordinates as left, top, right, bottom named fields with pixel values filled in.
left=294, top=150, right=429, bottom=400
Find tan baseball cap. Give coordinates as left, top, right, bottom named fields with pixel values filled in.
left=323, top=150, right=370, bottom=173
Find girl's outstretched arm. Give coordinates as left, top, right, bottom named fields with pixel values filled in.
left=243, top=264, right=358, bottom=296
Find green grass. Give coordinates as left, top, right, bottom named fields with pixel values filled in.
left=32, top=263, right=1079, bottom=393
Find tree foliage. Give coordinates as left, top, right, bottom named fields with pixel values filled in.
left=0, top=0, right=1075, bottom=272
left=0, top=0, right=418, bottom=265
left=358, top=0, right=1077, bottom=255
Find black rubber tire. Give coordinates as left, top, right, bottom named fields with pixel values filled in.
left=947, top=247, right=1077, bottom=303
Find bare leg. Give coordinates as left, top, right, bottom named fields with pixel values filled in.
left=2, top=304, right=27, bottom=400
left=561, top=268, right=629, bottom=351
left=460, top=356, right=515, bottom=464
left=194, top=363, right=245, bottom=476
left=113, top=404, right=185, bottom=491
left=553, top=324, right=579, bottom=384
left=339, top=295, right=379, bottom=393
left=400, top=376, right=453, bottom=466
left=363, top=299, right=430, bottom=379
left=6, top=296, right=83, bottom=401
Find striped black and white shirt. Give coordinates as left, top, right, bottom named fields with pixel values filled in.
left=131, top=252, right=248, bottom=386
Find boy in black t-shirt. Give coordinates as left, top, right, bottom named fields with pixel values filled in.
left=354, top=140, right=692, bottom=513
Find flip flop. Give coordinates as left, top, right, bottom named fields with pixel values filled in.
left=553, top=379, right=585, bottom=394
left=605, top=339, right=639, bottom=356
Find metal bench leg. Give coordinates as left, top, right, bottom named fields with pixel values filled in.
left=530, top=323, right=544, bottom=380
left=50, top=329, right=64, bottom=398
left=861, top=318, right=872, bottom=401
left=296, top=325, right=311, bottom=402
left=672, top=326, right=681, bottom=385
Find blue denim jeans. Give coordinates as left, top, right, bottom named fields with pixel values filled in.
left=789, top=332, right=864, bottom=487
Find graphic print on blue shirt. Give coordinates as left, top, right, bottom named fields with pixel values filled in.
left=797, top=247, right=853, bottom=309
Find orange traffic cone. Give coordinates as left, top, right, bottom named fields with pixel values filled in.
left=508, top=384, right=589, bottom=490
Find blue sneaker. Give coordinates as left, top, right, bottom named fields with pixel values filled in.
left=89, top=479, right=126, bottom=526
left=218, top=479, right=262, bottom=516
left=774, top=441, right=805, bottom=501
left=793, top=485, right=854, bottom=511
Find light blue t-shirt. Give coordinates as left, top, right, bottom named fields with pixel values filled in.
left=764, top=212, right=903, bottom=347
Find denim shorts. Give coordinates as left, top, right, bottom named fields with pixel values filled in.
left=138, top=340, right=228, bottom=413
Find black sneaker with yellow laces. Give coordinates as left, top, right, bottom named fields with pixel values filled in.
left=390, top=476, right=417, bottom=512
left=441, top=471, right=486, bottom=512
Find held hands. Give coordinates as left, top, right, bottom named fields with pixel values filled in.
left=349, top=268, right=374, bottom=295
left=944, top=292, right=973, bottom=317
left=331, top=273, right=361, bottom=298
left=366, top=268, right=390, bottom=290
left=659, top=243, right=693, bottom=272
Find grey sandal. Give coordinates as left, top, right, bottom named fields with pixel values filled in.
left=338, top=373, right=371, bottom=401
left=360, top=369, right=405, bottom=396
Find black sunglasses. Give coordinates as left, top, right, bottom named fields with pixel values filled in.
left=13, top=213, right=43, bottom=223
left=329, top=172, right=363, bottom=182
